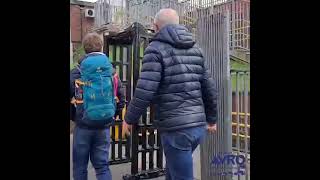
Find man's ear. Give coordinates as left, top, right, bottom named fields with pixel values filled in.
left=154, top=23, right=159, bottom=32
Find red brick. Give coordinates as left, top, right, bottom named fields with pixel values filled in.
left=70, top=4, right=95, bottom=44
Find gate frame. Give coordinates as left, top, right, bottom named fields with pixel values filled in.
left=104, top=29, right=133, bottom=166
left=104, top=22, right=166, bottom=180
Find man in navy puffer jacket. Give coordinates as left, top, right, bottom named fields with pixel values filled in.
left=125, top=9, right=217, bottom=180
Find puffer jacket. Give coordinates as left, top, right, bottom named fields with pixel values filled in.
left=125, top=24, right=217, bottom=131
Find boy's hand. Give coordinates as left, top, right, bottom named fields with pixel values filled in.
left=207, top=123, right=217, bottom=133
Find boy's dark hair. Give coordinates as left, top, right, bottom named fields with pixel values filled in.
left=82, top=33, right=103, bottom=54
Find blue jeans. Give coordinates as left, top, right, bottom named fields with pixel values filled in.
left=73, top=126, right=112, bottom=180
left=161, top=126, right=206, bottom=180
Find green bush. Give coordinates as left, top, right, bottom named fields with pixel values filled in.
left=71, top=46, right=85, bottom=70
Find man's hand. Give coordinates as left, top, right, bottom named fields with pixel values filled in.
left=207, top=123, right=217, bottom=133
left=122, top=120, right=132, bottom=136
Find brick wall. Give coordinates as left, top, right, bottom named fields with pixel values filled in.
left=70, top=4, right=94, bottom=47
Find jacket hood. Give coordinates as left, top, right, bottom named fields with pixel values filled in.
left=152, top=24, right=195, bottom=49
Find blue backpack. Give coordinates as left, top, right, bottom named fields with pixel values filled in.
left=75, top=52, right=116, bottom=121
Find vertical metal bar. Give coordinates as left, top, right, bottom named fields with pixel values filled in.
left=112, top=44, right=117, bottom=63
left=109, top=41, right=117, bottom=162
left=219, top=10, right=224, bottom=179
left=215, top=10, right=221, bottom=179
left=236, top=0, right=239, bottom=49
left=226, top=9, right=232, bottom=180
left=142, top=113, right=147, bottom=171
left=125, top=44, right=133, bottom=162
left=235, top=1, right=239, bottom=49
left=239, top=69, right=243, bottom=115
left=234, top=0, right=237, bottom=49
left=239, top=0, right=242, bottom=48
left=125, top=44, right=131, bottom=160
left=104, top=36, right=109, bottom=56
left=156, top=129, right=163, bottom=169
left=219, top=11, right=225, bottom=180
left=117, top=45, right=124, bottom=161
left=125, top=106, right=131, bottom=159
left=127, top=44, right=132, bottom=102
left=131, top=23, right=140, bottom=175
left=214, top=11, right=220, bottom=179
left=236, top=72, right=240, bottom=180
left=123, top=48, right=128, bottom=82
left=219, top=8, right=223, bottom=180
left=149, top=105, right=155, bottom=170
left=125, top=127, right=131, bottom=159
left=242, top=1, right=245, bottom=49
left=221, top=10, right=225, bottom=180
left=242, top=72, right=245, bottom=123
left=230, top=1, right=234, bottom=50
left=210, top=7, right=214, bottom=178
left=247, top=1, right=250, bottom=50
left=119, top=46, right=124, bottom=80
left=111, top=124, right=116, bottom=161
left=206, top=8, right=210, bottom=178
left=244, top=72, right=249, bottom=180
left=118, top=121, right=123, bottom=160
left=246, top=1, right=249, bottom=50
left=225, top=10, right=233, bottom=180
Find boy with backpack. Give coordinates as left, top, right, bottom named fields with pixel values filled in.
left=70, top=33, right=114, bottom=180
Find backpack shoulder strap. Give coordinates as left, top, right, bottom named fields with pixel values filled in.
left=76, top=64, right=82, bottom=74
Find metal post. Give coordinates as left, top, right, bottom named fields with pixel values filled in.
left=141, top=111, right=147, bottom=172
left=200, top=9, right=232, bottom=180
left=236, top=72, right=240, bottom=180
left=111, top=121, right=116, bottom=161
left=131, top=23, right=140, bottom=176
left=126, top=44, right=132, bottom=160
left=110, top=44, right=117, bottom=162
left=244, top=72, right=249, bottom=180
left=149, top=105, right=155, bottom=170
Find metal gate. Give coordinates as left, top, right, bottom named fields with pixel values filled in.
left=105, top=22, right=165, bottom=179
left=105, top=29, right=132, bottom=165
left=231, top=70, right=250, bottom=180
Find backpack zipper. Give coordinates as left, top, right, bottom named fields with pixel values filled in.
left=100, top=74, right=105, bottom=96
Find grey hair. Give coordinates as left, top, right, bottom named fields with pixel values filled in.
left=154, top=8, right=179, bottom=28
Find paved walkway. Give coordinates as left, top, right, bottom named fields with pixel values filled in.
left=70, top=135, right=201, bottom=180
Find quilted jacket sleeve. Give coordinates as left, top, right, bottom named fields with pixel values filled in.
left=124, top=47, right=162, bottom=124
left=201, top=58, right=218, bottom=124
